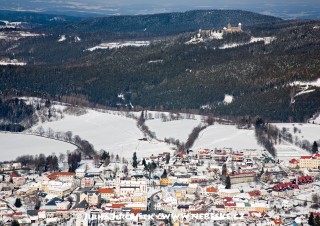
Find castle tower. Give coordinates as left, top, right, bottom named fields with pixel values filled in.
left=227, top=23, right=231, bottom=29
left=238, top=23, right=242, bottom=31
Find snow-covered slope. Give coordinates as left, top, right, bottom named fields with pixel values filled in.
left=275, top=144, right=310, bottom=162
left=32, top=109, right=173, bottom=158
left=0, top=31, right=42, bottom=40
left=289, top=78, right=320, bottom=103
left=192, top=124, right=262, bottom=150
left=58, top=35, right=66, bottom=42
left=145, top=114, right=203, bottom=142
left=0, top=59, right=26, bottom=66
left=219, top=36, right=276, bottom=49
left=87, top=41, right=150, bottom=51
left=314, top=114, right=320, bottom=124
left=290, top=78, right=320, bottom=88
left=0, top=133, right=76, bottom=161
left=272, top=123, right=320, bottom=143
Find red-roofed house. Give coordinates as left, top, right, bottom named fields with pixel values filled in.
left=98, top=188, right=114, bottom=201
left=206, top=187, right=217, bottom=194
left=111, top=203, right=126, bottom=210
left=289, top=158, right=299, bottom=168
left=8, top=173, right=25, bottom=186
left=197, top=149, right=212, bottom=159
left=47, top=172, right=75, bottom=182
left=273, top=218, right=282, bottom=225
left=299, top=154, right=320, bottom=169
left=224, top=202, right=237, bottom=212
left=248, top=190, right=261, bottom=199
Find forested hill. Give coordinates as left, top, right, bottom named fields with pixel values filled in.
left=0, top=10, right=319, bottom=122
left=44, top=9, right=282, bottom=36
left=0, top=10, right=84, bottom=28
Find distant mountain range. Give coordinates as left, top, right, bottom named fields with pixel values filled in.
left=1, top=0, right=320, bottom=19
left=0, top=9, right=320, bottom=122
left=43, top=10, right=281, bottom=36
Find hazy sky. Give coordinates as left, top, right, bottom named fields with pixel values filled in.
left=1, top=0, right=320, bottom=18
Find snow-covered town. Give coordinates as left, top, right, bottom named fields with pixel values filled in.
left=0, top=98, right=320, bottom=226
left=1, top=115, right=320, bottom=226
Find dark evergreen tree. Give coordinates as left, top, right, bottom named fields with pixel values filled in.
left=221, top=163, right=227, bottom=181
left=45, top=99, right=51, bottom=108
left=11, top=220, right=20, bottom=226
left=14, top=198, right=22, bottom=208
left=260, top=167, right=264, bottom=177
left=68, top=152, right=81, bottom=172
left=255, top=116, right=265, bottom=128
left=165, top=154, right=170, bottom=164
left=225, top=176, right=231, bottom=189
left=142, top=158, right=147, bottom=169
left=48, top=109, right=52, bottom=118
left=132, top=152, right=138, bottom=168
left=315, top=215, right=320, bottom=226
left=309, top=213, right=315, bottom=226
left=152, top=161, right=157, bottom=169
left=312, top=141, right=318, bottom=154
left=161, top=169, right=168, bottom=178
left=101, top=151, right=108, bottom=160
left=222, top=164, right=227, bottom=175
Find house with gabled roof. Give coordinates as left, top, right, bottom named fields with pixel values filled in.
left=47, top=172, right=74, bottom=182
left=80, top=190, right=100, bottom=207
left=40, top=197, right=64, bottom=216
left=98, top=188, right=114, bottom=201
left=81, top=175, right=95, bottom=188
left=299, top=154, right=320, bottom=169
left=289, top=158, right=299, bottom=168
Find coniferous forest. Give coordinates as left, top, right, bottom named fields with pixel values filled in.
left=0, top=10, right=320, bottom=123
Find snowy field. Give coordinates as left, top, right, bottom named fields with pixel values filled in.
left=219, top=36, right=276, bottom=49
left=32, top=109, right=174, bottom=158
left=145, top=114, right=202, bottom=142
left=290, top=78, right=320, bottom=88
left=0, top=31, right=41, bottom=40
left=272, top=123, right=320, bottom=143
left=87, top=41, right=150, bottom=51
left=0, top=133, right=76, bottom=161
left=0, top=59, right=26, bottom=66
left=192, top=124, right=262, bottom=150
left=315, top=115, right=320, bottom=124
left=58, top=35, right=66, bottom=42
left=275, top=144, right=310, bottom=162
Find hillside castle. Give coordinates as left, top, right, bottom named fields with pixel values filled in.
left=212, top=23, right=242, bottom=34
left=225, top=23, right=242, bottom=32
left=186, top=23, right=243, bottom=44
left=206, top=22, right=243, bottom=36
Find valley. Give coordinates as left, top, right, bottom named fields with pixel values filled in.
left=0, top=8, right=320, bottom=225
